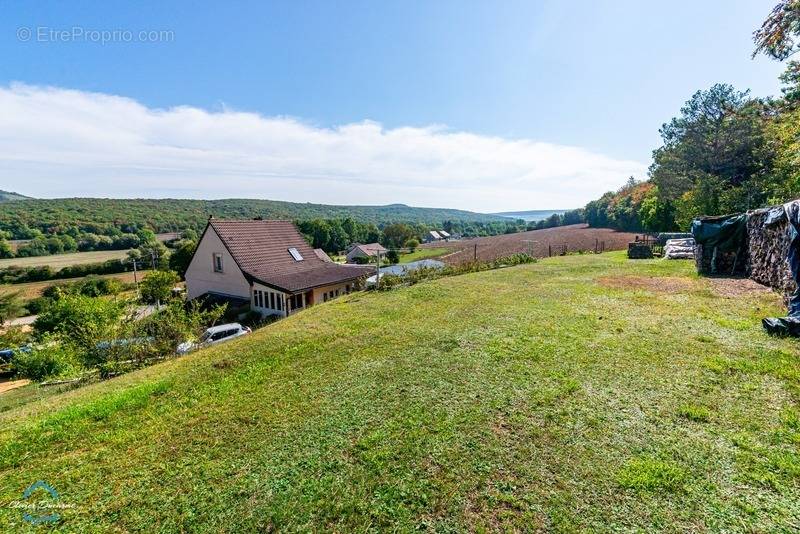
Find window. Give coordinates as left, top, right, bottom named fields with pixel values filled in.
left=257, top=290, right=263, bottom=308
left=288, top=247, right=304, bottom=261
left=270, top=292, right=276, bottom=309
left=277, top=295, right=282, bottom=311
left=213, top=253, right=223, bottom=273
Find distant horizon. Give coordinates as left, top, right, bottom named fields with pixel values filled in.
left=2, top=189, right=576, bottom=216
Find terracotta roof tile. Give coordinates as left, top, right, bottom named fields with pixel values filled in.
left=208, top=219, right=372, bottom=293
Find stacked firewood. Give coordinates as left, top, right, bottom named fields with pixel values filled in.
left=746, top=207, right=796, bottom=296
left=694, top=244, right=746, bottom=275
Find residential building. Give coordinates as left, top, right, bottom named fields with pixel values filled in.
left=345, top=242, right=388, bottom=264
left=185, top=218, right=372, bottom=317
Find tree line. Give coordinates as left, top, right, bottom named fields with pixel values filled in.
left=583, top=1, right=800, bottom=233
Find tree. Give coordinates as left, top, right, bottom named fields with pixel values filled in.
left=0, top=238, right=13, bottom=259
left=405, top=238, right=420, bottom=253
left=381, top=223, right=415, bottom=249
left=753, top=1, right=800, bottom=61
left=0, top=292, right=23, bottom=325
left=140, top=270, right=180, bottom=305
left=168, top=240, right=197, bottom=276
left=386, top=249, right=400, bottom=264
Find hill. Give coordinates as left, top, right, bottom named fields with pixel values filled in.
left=0, top=190, right=31, bottom=202
left=1, top=253, right=797, bottom=531
left=0, top=198, right=506, bottom=235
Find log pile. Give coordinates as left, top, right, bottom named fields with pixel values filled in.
left=694, top=244, right=746, bottom=275
left=746, top=207, right=795, bottom=296
left=627, top=242, right=653, bottom=259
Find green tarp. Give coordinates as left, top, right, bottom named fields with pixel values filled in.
left=690, top=214, right=748, bottom=254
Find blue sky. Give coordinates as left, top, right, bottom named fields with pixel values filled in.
left=0, top=0, right=786, bottom=211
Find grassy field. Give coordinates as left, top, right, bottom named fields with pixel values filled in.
left=398, top=247, right=449, bottom=263
left=0, top=249, right=131, bottom=270
left=0, top=271, right=146, bottom=301
left=1, top=252, right=800, bottom=531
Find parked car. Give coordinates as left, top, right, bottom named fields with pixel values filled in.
left=176, top=323, right=251, bottom=354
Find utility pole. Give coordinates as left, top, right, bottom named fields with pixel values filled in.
left=375, top=250, right=381, bottom=289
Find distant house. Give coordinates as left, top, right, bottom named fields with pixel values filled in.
left=438, top=230, right=451, bottom=240
left=425, top=231, right=442, bottom=243
left=313, top=248, right=333, bottom=263
left=185, top=219, right=372, bottom=317
left=345, top=242, right=388, bottom=264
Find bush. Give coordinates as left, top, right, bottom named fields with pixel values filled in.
left=33, top=294, right=128, bottom=344
left=140, top=270, right=180, bottom=304
left=13, top=337, right=81, bottom=382
left=374, top=253, right=536, bottom=291
left=0, top=325, right=31, bottom=348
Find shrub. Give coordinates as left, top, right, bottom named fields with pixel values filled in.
left=13, top=336, right=81, bottom=382
left=140, top=270, right=180, bottom=304
left=374, top=253, right=536, bottom=291
left=0, top=325, right=31, bottom=348
left=33, top=294, right=128, bottom=344
left=0, top=292, right=23, bottom=325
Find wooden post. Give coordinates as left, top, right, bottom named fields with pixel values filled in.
left=548, top=244, right=552, bottom=257
left=474, top=244, right=477, bottom=261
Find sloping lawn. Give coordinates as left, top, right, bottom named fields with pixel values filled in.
left=398, top=247, right=450, bottom=263
left=1, top=252, right=799, bottom=531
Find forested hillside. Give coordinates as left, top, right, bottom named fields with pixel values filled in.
left=0, top=197, right=519, bottom=260
left=584, top=1, right=800, bottom=232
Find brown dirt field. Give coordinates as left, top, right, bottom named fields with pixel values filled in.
left=423, top=224, right=639, bottom=264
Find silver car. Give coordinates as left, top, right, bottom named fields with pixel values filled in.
left=176, top=323, right=251, bottom=354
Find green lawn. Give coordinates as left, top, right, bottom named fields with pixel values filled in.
left=2, top=252, right=800, bottom=531
left=398, top=247, right=450, bottom=263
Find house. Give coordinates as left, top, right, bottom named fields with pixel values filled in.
left=185, top=218, right=373, bottom=317
left=345, top=242, right=387, bottom=264
left=425, top=230, right=442, bottom=243
left=313, top=248, right=333, bottom=262
left=438, top=230, right=451, bottom=240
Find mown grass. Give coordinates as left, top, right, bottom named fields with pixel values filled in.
left=1, top=251, right=799, bottom=531
left=398, top=247, right=450, bottom=263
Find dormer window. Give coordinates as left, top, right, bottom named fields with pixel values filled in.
left=213, top=253, right=224, bottom=272
left=288, top=247, right=304, bottom=261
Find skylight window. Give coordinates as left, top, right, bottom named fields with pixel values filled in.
left=288, top=247, right=304, bottom=261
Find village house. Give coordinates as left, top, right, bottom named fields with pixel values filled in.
left=185, top=218, right=373, bottom=317
left=345, top=242, right=388, bottom=264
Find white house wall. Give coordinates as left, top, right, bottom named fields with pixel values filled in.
left=185, top=226, right=251, bottom=300
left=251, top=283, right=287, bottom=317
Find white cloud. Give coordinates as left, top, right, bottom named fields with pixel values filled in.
left=0, top=83, right=646, bottom=212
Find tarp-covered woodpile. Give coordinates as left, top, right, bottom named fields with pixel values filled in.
left=692, top=200, right=800, bottom=336
left=690, top=214, right=748, bottom=275
left=746, top=205, right=795, bottom=295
